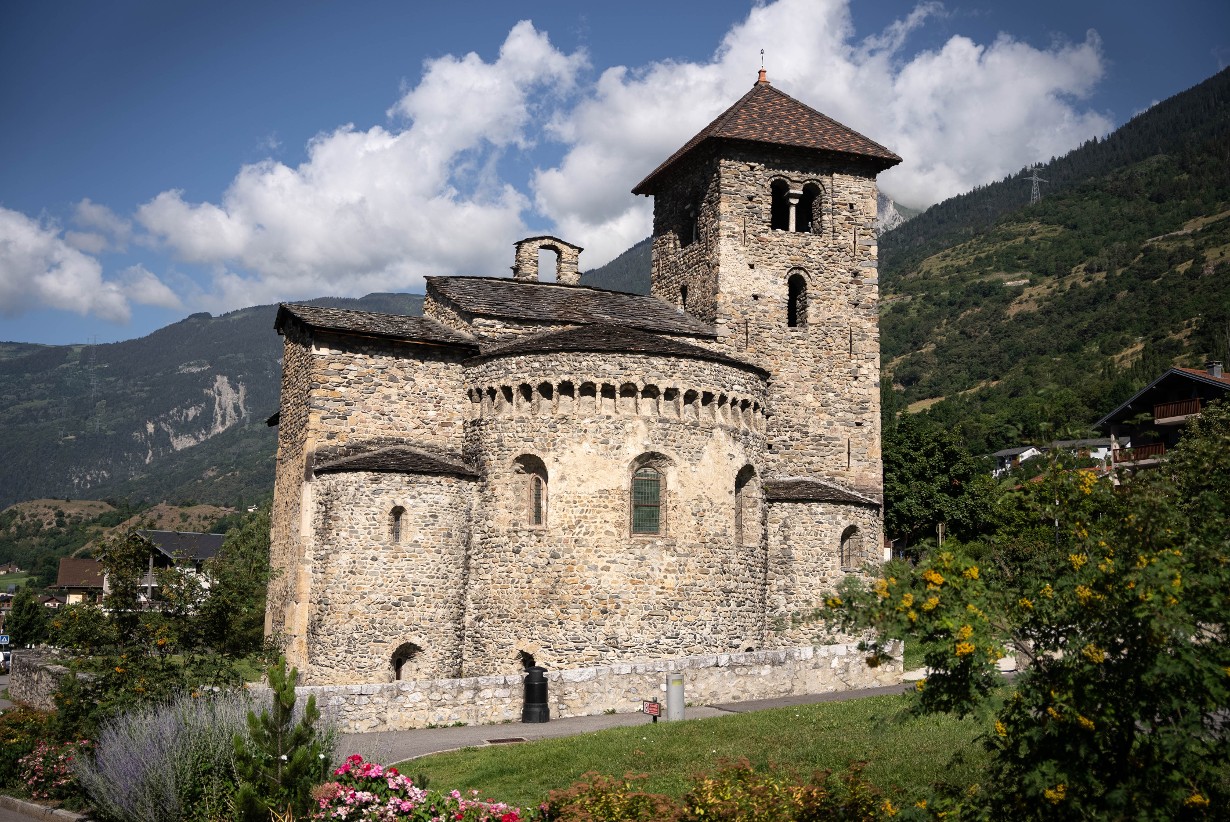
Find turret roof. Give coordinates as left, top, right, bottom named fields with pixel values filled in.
left=633, top=76, right=901, bottom=194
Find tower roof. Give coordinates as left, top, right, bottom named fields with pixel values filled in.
left=632, top=75, right=901, bottom=195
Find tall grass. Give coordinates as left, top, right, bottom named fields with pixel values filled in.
left=73, top=689, right=253, bottom=822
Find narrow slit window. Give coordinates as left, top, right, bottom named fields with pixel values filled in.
left=390, top=506, right=405, bottom=544
left=530, top=473, right=545, bottom=526
left=788, top=273, right=807, bottom=328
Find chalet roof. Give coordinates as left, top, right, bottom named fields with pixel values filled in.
left=633, top=76, right=901, bottom=195
left=55, top=557, right=104, bottom=589
left=426, top=276, right=715, bottom=338
left=275, top=303, right=479, bottom=349
left=762, top=478, right=880, bottom=507
left=468, top=323, right=768, bottom=377
left=314, top=442, right=478, bottom=479
left=1096, top=365, right=1230, bottom=428
left=135, top=530, right=224, bottom=563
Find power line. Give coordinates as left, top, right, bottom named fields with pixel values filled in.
left=1025, top=166, right=1048, bottom=205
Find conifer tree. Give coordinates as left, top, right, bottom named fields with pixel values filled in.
left=233, top=656, right=331, bottom=821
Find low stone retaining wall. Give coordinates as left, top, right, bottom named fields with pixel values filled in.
left=268, top=642, right=903, bottom=734
left=8, top=649, right=73, bottom=711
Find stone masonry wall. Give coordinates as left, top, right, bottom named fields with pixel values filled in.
left=299, top=471, right=473, bottom=686
left=268, top=324, right=316, bottom=653
left=461, top=351, right=770, bottom=676
left=766, top=501, right=883, bottom=646
left=278, top=643, right=902, bottom=733
left=8, top=650, right=75, bottom=711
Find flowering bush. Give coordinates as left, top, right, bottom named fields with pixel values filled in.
left=312, top=755, right=523, bottom=821
left=18, top=738, right=91, bottom=800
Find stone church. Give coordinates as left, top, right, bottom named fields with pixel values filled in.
left=267, top=72, right=901, bottom=688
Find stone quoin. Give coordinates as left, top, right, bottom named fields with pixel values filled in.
left=265, top=72, right=902, bottom=721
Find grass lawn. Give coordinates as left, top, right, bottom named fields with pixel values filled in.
left=0, top=572, right=31, bottom=590
left=398, top=692, right=989, bottom=808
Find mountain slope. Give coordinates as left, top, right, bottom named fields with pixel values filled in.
left=0, top=293, right=422, bottom=508
left=879, top=67, right=1230, bottom=452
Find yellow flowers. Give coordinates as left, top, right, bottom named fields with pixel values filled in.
left=923, top=569, right=945, bottom=588
left=1185, top=793, right=1210, bottom=807
left=873, top=578, right=890, bottom=599
left=1078, top=472, right=1097, bottom=494
left=1044, top=784, right=1067, bottom=804
left=962, top=565, right=980, bottom=580
left=955, top=641, right=976, bottom=657
left=1081, top=643, right=1105, bottom=663
left=1069, top=553, right=1088, bottom=570
left=922, top=596, right=941, bottom=612
left=900, top=592, right=914, bottom=608
left=956, top=624, right=973, bottom=640
left=1172, top=573, right=1182, bottom=589
left=1077, top=715, right=1095, bottom=731
left=915, top=679, right=926, bottom=692
left=994, top=720, right=1007, bottom=737
left=882, top=799, right=898, bottom=817
left=907, top=610, right=918, bottom=623
left=1075, top=585, right=1095, bottom=605
left=114, top=666, right=125, bottom=674
left=1019, top=597, right=1033, bottom=611
left=1040, top=584, right=1054, bottom=599
left=825, top=596, right=843, bottom=608
left=1046, top=706, right=1063, bottom=721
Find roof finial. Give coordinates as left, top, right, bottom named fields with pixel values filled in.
left=757, top=50, right=769, bottom=85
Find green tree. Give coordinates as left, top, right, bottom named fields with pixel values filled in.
left=826, top=402, right=1230, bottom=818
left=7, top=586, right=49, bottom=647
left=199, top=505, right=272, bottom=655
left=883, top=414, right=994, bottom=554
left=234, top=656, right=332, bottom=821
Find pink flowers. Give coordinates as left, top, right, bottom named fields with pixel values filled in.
left=17, top=739, right=92, bottom=800
left=312, top=755, right=522, bottom=821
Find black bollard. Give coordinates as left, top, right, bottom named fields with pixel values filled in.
left=521, top=665, right=549, bottom=723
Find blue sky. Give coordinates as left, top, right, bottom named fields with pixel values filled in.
left=1, top=0, right=1227, bottom=346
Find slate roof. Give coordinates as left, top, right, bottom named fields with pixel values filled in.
left=992, top=446, right=1039, bottom=458
left=762, top=478, right=880, bottom=507
left=276, top=303, right=479, bottom=349
left=426, top=277, right=715, bottom=338
left=634, top=76, right=902, bottom=194
left=468, top=323, right=768, bottom=377
left=55, top=557, right=104, bottom=589
left=314, top=442, right=478, bottom=479
left=135, top=530, right=224, bottom=563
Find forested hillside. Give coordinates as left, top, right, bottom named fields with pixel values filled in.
left=0, top=293, right=423, bottom=508
left=880, top=67, right=1230, bottom=453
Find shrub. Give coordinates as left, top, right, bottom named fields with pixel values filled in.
left=17, top=739, right=91, bottom=801
left=73, top=689, right=253, bottom=822
left=539, top=771, right=680, bottom=821
left=312, top=755, right=524, bottom=821
left=0, top=707, right=53, bottom=788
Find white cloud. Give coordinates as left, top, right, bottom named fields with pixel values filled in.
left=0, top=207, right=183, bottom=323
left=0, top=206, right=130, bottom=322
left=114, top=1, right=1113, bottom=312
left=138, top=20, right=586, bottom=310
left=533, top=0, right=1113, bottom=264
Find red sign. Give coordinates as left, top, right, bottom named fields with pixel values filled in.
left=642, top=700, right=661, bottom=716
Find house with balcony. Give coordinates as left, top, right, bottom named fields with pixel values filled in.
left=1096, top=361, right=1229, bottom=466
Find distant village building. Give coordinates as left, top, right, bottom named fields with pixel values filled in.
left=1098, top=361, right=1229, bottom=467
left=267, top=73, right=901, bottom=690
left=54, top=557, right=104, bottom=605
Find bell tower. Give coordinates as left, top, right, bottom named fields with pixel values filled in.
left=633, top=71, right=901, bottom=497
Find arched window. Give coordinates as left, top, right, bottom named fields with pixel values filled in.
left=840, top=525, right=862, bottom=570
left=631, top=467, right=662, bottom=534
left=734, top=466, right=759, bottom=547
left=770, top=179, right=791, bottom=231
left=514, top=455, right=548, bottom=527
left=787, top=272, right=808, bottom=328
left=391, top=641, right=422, bottom=681
left=797, top=183, right=822, bottom=233
left=390, top=506, right=405, bottom=544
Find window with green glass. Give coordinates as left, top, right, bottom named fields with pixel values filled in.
left=632, top=467, right=661, bottom=534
